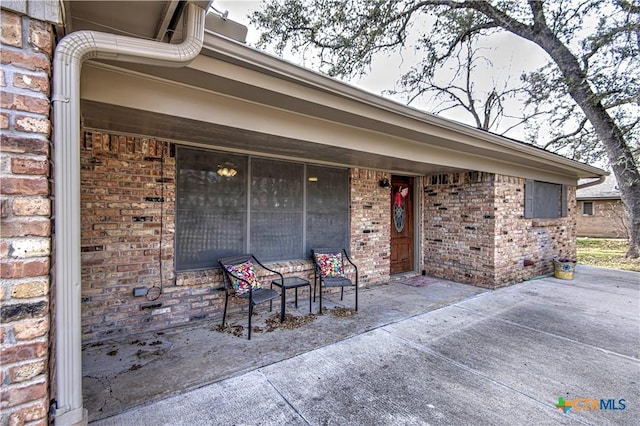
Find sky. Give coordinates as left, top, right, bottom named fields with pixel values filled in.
left=213, top=1, right=551, bottom=141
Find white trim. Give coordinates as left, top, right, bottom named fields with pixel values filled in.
left=200, top=32, right=605, bottom=178
left=51, top=3, right=208, bottom=424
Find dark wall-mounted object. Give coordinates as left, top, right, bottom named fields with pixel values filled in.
left=379, top=178, right=391, bottom=188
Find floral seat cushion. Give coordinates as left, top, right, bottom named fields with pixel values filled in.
left=315, top=253, right=343, bottom=277
left=225, top=260, right=261, bottom=296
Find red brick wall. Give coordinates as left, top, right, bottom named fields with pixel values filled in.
left=81, top=131, right=342, bottom=341
left=576, top=200, right=628, bottom=238
left=349, top=168, right=391, bottom=285
left=80, top=131, right=186, bottom=340
left=80, top=133, right=396, bottom=341
left=494, top=176, right=576, bottom=284
left=0, top=9, right=53, bottom=425
left=424, top=173, right=577, bottom=288
left=423, top=172, right=496, bottom=287
left=80, top=130, right=579, bottom=337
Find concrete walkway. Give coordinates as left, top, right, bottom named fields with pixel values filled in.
left=87, top=266, right=639, bottom=425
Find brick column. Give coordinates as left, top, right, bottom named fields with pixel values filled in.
left=350, top=168, right=391, bottom=285
left=1, top=8, right=53, bottom=425
left=423, top=172, right=497, bottom=287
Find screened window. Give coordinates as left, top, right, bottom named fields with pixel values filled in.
left=251, top=158, right=304, bottom=261
left=175, top=147, right=349, bottom=270
left=524, top=180, right=568, bottom=219
left=582, top=201, right=594, bottom=216
left=305, top=165, right=350, bottom=255
left=175, top=150, right=247, bottom=270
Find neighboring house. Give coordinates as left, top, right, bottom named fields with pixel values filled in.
left=0, top=1, right=605, bottom=425
left=576, top=175, right=629, bottom=238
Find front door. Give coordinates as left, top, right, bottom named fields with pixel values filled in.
left=390, top=175, right=414, bottom=274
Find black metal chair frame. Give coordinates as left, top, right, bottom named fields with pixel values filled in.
left=311, top=248, right=358, bottom=313
left=218, top=254, right=283, bottom=340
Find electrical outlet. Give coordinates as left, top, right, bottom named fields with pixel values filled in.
left=133, top=287, right=148, bottom=297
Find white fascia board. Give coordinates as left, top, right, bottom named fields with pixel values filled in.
left=81, top=63, right=581, bottom=185
left=200, top=31, right=605, bottom=179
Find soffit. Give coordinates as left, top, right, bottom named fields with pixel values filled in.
left=81, top=59, right=594, bottom=184
left=81, top=100, right=460, bottom=176
left=195, top=33, right=604, bottom=179
left=62, top=1, right=603, bottom=182
left=61, top=0, right=211, bottom=40
left=63, top=1, right=174, bottom=40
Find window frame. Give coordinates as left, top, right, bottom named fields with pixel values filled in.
left=582, top=201, right=594, bottom=216
left=175, top=147, right=350, bottom=271
left=524, top=179, right=568, bottom=219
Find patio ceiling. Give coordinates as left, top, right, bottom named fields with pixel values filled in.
left=81, top=100, right=461, bottom=175
left=64, top=1, right=459, bottom=175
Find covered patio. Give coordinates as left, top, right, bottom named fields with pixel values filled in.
left=56, top=2, right=604, bottom=424
left=0, top=2, right=611, bottom=425
left=83, top=276, right=486, bottom=421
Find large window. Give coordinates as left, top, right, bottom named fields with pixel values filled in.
left=175, top=147, right=349, bottom=270
left=305, top=165, right=350, bottom=255
left=524, top=180, right=568, bottom=219
left=175, top=150, right=248, bottom=270
left=250, top=158, right=304, bottom=260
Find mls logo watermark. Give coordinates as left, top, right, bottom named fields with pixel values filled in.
left=555, top=397, right=627, bottom=414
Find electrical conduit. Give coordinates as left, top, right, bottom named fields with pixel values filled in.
left=51, top=2, right=209, bottom=424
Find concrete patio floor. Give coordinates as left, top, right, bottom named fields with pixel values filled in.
left=83, top=266, right=639, bottom=425
left=83, top=274, right=485, bottom=422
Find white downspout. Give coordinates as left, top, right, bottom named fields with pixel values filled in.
left=576, top=174, right=607, bottom=189
left=51, top=3, right=208, bottom=424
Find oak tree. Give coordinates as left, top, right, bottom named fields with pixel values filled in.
left=253, top=0, right=640, bottom=257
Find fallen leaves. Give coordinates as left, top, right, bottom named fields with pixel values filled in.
left=325, top=307, right=356, bottom=317
left=211, top=307, right=355, bottom=338
left=211, top=323, right=244, bottom=337
left=265, top=313, right=317, bottom=332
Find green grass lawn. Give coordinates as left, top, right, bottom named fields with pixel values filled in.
left=576, top=238, right=640, bottom=272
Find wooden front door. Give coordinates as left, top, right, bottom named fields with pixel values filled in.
left=390, top=175, right=414, bottom=274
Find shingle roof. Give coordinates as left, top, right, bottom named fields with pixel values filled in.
left=577, top=174, right=621, bottom=200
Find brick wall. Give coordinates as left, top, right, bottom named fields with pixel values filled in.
left=80, top=130, right=579, bottom=338
left=0, top=9, right=53, bottom=425
left=80, top=131, right=184, bottom=340
left=79, top=129, right=177, bottom=336
left=81, top=131, right=387, bottom=341
left=494, top=176, right=576, bottom=284
left=349, top=168, right=391, bottom=285
left=423, top=172, right=496, bottom=287
left=424, top=172, right=577, bottom=288
left=576, top=199, right=628, bottom=238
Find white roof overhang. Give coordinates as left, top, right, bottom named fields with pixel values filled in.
left=79, top=30, right=605, bottom=184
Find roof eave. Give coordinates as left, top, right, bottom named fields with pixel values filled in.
left=202, top=31, right=606, bottom=179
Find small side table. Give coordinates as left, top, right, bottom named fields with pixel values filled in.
left=271, top=276, right=312, bottom=322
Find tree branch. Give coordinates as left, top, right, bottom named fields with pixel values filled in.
left=543, top=117, right=590, bottom=149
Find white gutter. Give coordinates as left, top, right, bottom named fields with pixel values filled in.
left=203, top=33, right=605, bottom=178
left=51, top=3, right=208, bottom=424
left=576, top=174, right=607, bottom=189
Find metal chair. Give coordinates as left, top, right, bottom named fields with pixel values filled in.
left=218, top=254, right=283, bottom=340
left=311, top=248, right=358, bottom=313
